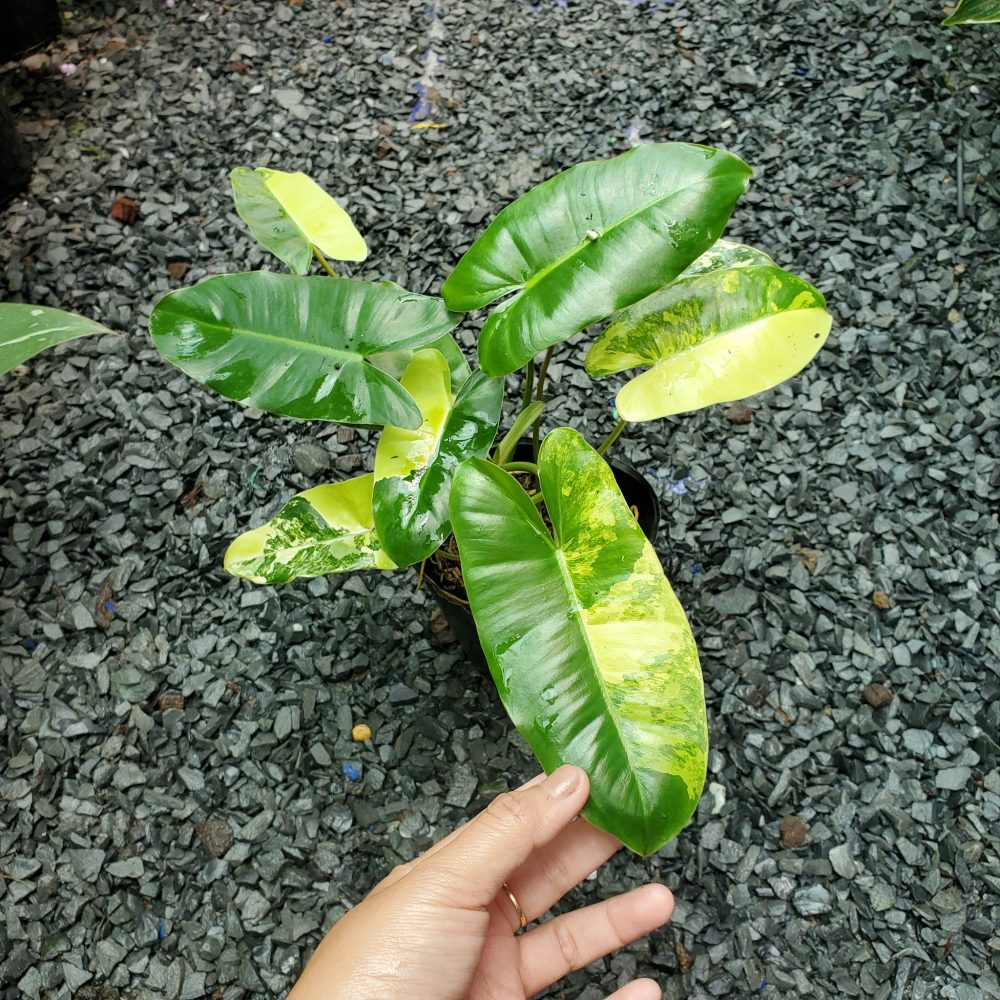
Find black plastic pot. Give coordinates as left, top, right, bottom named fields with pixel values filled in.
left=0, top=0, right=57, bottom=206
left=425, top=442, right=660, bottom=670
left=0, top=100, right=32, bottom=206
left=1, top=0, right=61, bottom=63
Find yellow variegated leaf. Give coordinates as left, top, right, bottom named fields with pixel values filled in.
left=375, top=350, right=453, bottom=486
left=450, top=427, right=706, bottom=855
left=373, top=350, right=503, bottom=566
left=585, top=240, right=832, bottom=422
left=225, top=474, right=395, bottom=584
left=259, top=168, right=368, bottom=261
left=230, top=167, right=367, bottom=274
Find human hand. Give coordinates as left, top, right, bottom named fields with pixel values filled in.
left=287, top=765, right=674, bottom=1000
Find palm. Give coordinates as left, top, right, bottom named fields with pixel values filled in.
left=288, top=770, right=672, bottom=1000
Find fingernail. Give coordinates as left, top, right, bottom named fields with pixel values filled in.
left=545, top=764, right=581, bottom=798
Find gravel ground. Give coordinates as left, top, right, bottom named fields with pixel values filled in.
left=2, top=1, right=999, bottom=998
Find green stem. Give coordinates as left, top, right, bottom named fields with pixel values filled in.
left=527, top=491, right=546, bottom=506
left=314, top=247, right=337, bottom=278
left=502, top=461, right=538, bottom=474
left=531, top=346, right=554, bottom=459
left=596, top=418, right=627, bottom=457
left=521, top=357, right=536, bottom=415
left=534, top=347, right=554, bottom=403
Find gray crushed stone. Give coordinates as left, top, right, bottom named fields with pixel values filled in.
left=1, top=1, right=999, bottom=998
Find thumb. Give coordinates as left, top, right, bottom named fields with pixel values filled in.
left=423, top=764, right=589, bottom=908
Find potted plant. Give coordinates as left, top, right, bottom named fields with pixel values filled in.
left=1, top=0, right=60, bottom=63
left=148, top=144, right=832, bottom=855
left=0, top=100, right=33, bottom=206
left=0, top=0, right=62, bottom=200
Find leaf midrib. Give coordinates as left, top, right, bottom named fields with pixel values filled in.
left=642, top=304, right=830, bottom=371
left=549, top=545, right=651, bottom=815
left=517, top=170, right=731, bottom=299
left=240, top=523, right=389, bottom=579
left=161, top=307, right=365, bottom=364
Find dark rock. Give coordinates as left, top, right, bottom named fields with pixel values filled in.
left=388, top=683, right=419, bottom=705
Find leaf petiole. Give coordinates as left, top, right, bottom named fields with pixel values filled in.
left=492, top=400, right=544, bottom=466
left=520, top=356, right=536, bottom=415
left=313, top=246, right=337, bottom=277
left=532, top=345, right=554, bottom=459
left=596, top=418, right=627, bottom=457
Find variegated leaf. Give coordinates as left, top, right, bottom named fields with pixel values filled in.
left=585, top=240, right=832, bottom=421
left=150, top=272, right=460, bottom=429
left=225, top=474, right=396, bottom=584
left=373, top=350, right=503, bottom=567
left=1, top=304, right=110, bottom=375
left=450, top=427, right=706, bottom=855
left=943, top=0, right=1000, bottom=23
left=230, top=166, right=367, bottom=274
left=442, top=143, right=752, bottom=376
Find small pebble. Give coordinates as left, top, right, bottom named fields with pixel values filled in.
left=195, top=818, right=234, bottom=859
left=779, top=814, right=808, bottom=848
left=862, top=682, right=893, bottom=709
left=351, top=723, right=372, bottom=741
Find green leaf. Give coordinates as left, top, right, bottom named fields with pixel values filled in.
left=450, top=427, right=706, bottom=855
left=149, top=271, right=460, bottom=429
left=370, top=334, right=471, bottom=396
left=0, top=304, right=110, bottom=375
left=441, top=143, right=753, bottom=376
left=230, top=167, right=368, bottom=274
left=585, top=240, right=832, bottom=422
left=493, top=400, right=544, bottom=466
left=225, top=474, right=396, bottom=584
left=363, top=280, right=471, bottom=394
left=943, top=0, right=1000, bottom=23
left=373, top=350, right=503, bottom=566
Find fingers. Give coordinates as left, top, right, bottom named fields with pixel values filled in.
left=517, top=883, right=674, bottom=995
left=421, top=764, right=589, bottom=909
left=606, top=979, right=662, bottom=1000
left=503, top=819, right=621, bottom=925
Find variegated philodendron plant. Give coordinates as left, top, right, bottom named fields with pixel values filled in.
left=148, top=144, right=832, bottom=855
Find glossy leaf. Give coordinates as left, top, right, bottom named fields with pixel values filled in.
left=373, top=350, right=503, bottom=566
left=450, top=427, right=706, bottom=855
left=370, top=333, right=471, bottom=395
left=943, top=0, right=1000, bottom=23
left=225, top=474, right=395, bottom=584
left=585, top=241, right=832, bottom=422
left=1, top=304, right=110, bottom=375
left=150, top=271, right=460, bottom=429
left=230, top=166, right=367, bottom=274
left=441, top=143, right=752, bottom=376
